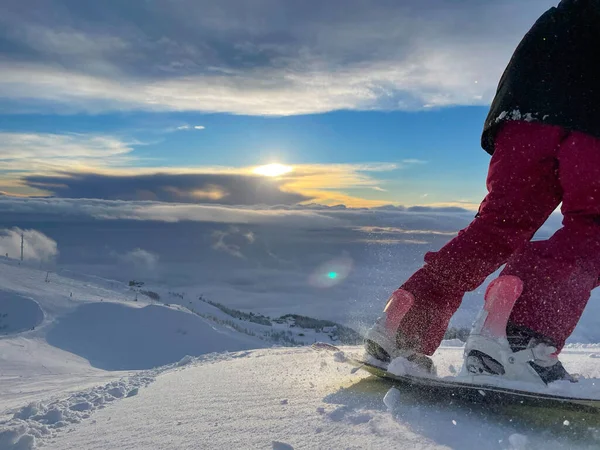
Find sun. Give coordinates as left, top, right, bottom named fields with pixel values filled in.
left=253, top=163, right=293, bottom=177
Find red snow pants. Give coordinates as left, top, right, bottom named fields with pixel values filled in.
left=396, top=121, right=600, bottom=355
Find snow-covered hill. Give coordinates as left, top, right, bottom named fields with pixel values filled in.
left=0, top=258, right=364, bottom=446
left=0, top=258, right=269, bottom=415
left=5, top=346, right=600, bottom=450
left=2, top=259, right=600, bottom=449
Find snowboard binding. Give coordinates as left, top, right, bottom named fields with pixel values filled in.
left=364, top=289, right=436, bottom=375
left=462, top=276, right=574, bottom=385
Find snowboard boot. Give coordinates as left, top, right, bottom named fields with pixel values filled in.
left=464, top=323, right=575, bottom=385
left=506, top=322, right=575, bottom=384
left=461, top=276, right=575, bottom=386
left=364, top=289, right=436, bottom=375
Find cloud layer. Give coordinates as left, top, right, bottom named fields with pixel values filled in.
left=0, top=0, right=555, bottom=115
left=0, top=132, right=137, bottom=195
left=0, top=127, right=422, bottom=206
left=5, top=140, right=424, bottom=206
left=25, top=172, right=310, bottom=205
left=0, top=196, right=480, bottom=231
left=0, top=196, right=579, bottom=340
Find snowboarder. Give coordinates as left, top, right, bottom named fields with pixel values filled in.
left=365, top=0, right=600, bottom=385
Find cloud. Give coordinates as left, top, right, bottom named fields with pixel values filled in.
left=118, top=248, right=159, bottom=271
left=355, top=226, right=457, bottom=237
left=0, top=132, right=134, bottom=165
left=0, top=0, right=555, bottom=115
left=0, top=227, right=58, bottom=262
left=406, top=205, right=474, bottom=213
left=173, top=124, right=205, bottom=131
left=5, top=150, right=420, bottom=207
left=24, top=172, right=310, bottom=205
left=279, top=163, right=401, bottom=206
left=0, top=132, right=138, bottom=195
left=358, top=238, right=430, bottom=245
left=0, top=127, right=421, bottom=206
left=0, top=196, right=476, bottom=230
left=212, top=227, right=255, bottom=259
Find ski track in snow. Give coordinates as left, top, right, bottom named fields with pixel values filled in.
left=0, top=351, right=242, bottom=449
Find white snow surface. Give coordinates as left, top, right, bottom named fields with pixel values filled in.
left=2, top=259, right=600, bottom=449
left=4, top=347, right=599, bottom=450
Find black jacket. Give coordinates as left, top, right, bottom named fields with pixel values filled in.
left=482, top=0, right=600, bottom=154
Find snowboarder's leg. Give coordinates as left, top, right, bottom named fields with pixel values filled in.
left=386, top=121, right=566, bottom=356
left=502, top=130, right=600, bottom=351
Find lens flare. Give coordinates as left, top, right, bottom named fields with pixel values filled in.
left=309, top=255, right=353, bottom=288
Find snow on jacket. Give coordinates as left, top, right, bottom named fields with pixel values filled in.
left=481, top=0, right=600, bottom=155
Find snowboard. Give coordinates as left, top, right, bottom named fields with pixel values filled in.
left=312, top=342, right=600, bottom=414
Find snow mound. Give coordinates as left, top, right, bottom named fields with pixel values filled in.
left=0, top=291, right=44, bottom=335
left=46, top=302, right=263, bottom=370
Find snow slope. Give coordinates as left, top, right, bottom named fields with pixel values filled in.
left=45, top=301, right=262, bottom=370
left=4, top=346, right=600, bottom=450
left=0, top=257, right=366, bottom=449
left=2, top=259, right=600, bottom=449
left=0, top=258, right=266, bottom=418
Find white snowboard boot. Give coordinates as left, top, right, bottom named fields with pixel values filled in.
left=461, top=276, right=575, bottom=386
left=364, top=289, right=436, bottom=375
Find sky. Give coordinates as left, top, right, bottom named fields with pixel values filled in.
left=5, top=0, right=592, bottom=334
left=0, top=0, right=559, bottom=208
